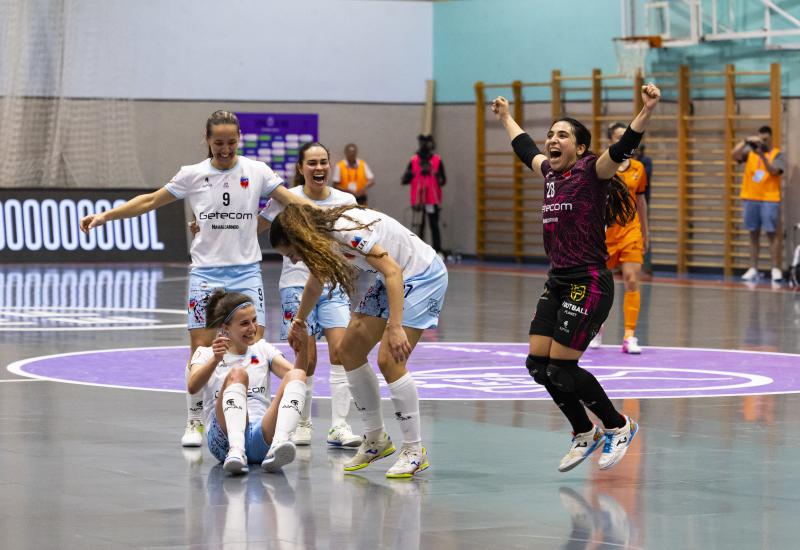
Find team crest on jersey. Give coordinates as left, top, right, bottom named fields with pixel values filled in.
left=569, top=284, right=586, bottom=302
left=351, top=236, right=367, bottom=251
left=240, top=177, right=249, bottom=189
left=250, top=355, right=259, bottom=365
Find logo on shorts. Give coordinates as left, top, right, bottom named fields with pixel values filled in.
left=569, top=284, right=586, bottom=302
left=281, top=399, right=301, bottom=415
left=240, top=177, right=249, bottom=189
left=189, top=298, right=197, bottom=310
left=427, top=298, right=442, bottom=316
left=395, top=411, right=412, bottom=421
left=283, top=310, right=294, bottom=321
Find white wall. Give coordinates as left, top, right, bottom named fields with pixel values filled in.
left=5, top=0, right=433, bottom=102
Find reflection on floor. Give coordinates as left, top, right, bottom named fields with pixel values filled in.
left=0, top=261, right=798, bottom=549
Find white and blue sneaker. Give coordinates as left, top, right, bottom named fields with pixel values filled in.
left=261, top=440, right=297, bottom=473
left=598, top=416, right=639, bottom=470
left=343, top=432, right=396, bottom=472
left=558, top=425, right=604, bottom=472
left=223, top=447, right=249, bottom=475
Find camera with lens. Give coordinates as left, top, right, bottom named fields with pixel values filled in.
left=746, top=139, right=768, bottom=152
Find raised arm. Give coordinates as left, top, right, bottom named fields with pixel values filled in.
left=79, top=187, right=176, bottom=233
left=595, top=83, right=661, bottom=180
left=269, top=185, right=315, bottom=208
left=491, top=96, right=548, bottom=175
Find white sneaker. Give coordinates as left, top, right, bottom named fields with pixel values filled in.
left=558, top=425, right=604, bottom=472
left=741, top=267, right=759, bottom=281
left=588, top=331, right=603, bottom=349
left=291, top=420, right=312, bottom=446
left=386, top=446, right=429, bottom=479
left=223, top=447, right=249, bottom=475
left=181, top=419, right=204, bottom=447
left=327, top=423, right=362, bottom=448
left=771, top=267, right=783, bottom=282
left=598, top=416, right=639, bottom=470
left=622, top=336, right=641, bottom=354
left=261, top=440, right=296, bottom=473
left=343, top=432, right=396, bottom=472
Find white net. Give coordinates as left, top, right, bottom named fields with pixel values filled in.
left=613, top=38, right=651, bottom=80
left=0, top=0, right=144, bottom=188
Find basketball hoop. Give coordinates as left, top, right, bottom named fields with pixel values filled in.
left=613, top=35, right=662, bottom=80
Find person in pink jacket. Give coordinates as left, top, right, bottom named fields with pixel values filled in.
left=402, top=134, right=446, bottom=252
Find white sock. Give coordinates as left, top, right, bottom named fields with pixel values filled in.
left=185, top=367, right=203, bottom=422
left=329, top=364, right=351, bottom=426
left=345, top=362, right=384, bottom=440
left=388, top=372, right=421, bottom=450
left=222, top=383, right=247, bottom=451
left=300, top=375, right=313, bottom=422
left=274, top=379, right=307, bottom=445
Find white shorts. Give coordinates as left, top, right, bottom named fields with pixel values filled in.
left=355, top=255, right=447, bottom=329
left=279, top=286, right=351, bottom=340
left=187, top=263, right=265, bottom=330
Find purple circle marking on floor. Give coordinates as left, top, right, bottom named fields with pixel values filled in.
left=8, top=342, right=800, bottom=400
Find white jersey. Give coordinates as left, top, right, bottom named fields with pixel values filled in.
left=261, top=186, right=357, bottom=289
left=191, top=340, right=284, bottom=427
left=332, top=208, right=436, bottom=280
left=165, top=156, right=283, bottom=267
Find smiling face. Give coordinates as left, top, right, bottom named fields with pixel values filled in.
left=222, top=304, right=258, bottom=348
left=298, top=145, right=330, bottom=195
left=206, top=124, right=239, bottom=170
left=544, top=120, right=585, bottom=172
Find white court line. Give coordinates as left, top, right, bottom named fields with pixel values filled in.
left=5, top=343, right=800, bottom=400
left=0, top=378, right=45, bottom=383
left=0, top=306, right=186, bottom=332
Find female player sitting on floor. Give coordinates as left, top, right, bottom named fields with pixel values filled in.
left=270, top=203, right=448, bottom=478
left=187, top=288, right=308, bottom=475
left=491, top=83, right=661, bottom=472
left=258, top=142, right=362, bottom=449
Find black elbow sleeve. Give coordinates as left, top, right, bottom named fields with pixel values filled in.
left=511, top=133, right=541, bottom=169
left=608, top=127, right=644, bottom=163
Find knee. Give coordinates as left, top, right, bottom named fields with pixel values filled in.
left=545, top=358, right=580, bottom=392
left=526, top=354, right=550, bottom=386
left=226, top=367, right=249, bottom=385
left=376, top=351, right=394, bottom=374
left=285, top=368, right=306, bottom=383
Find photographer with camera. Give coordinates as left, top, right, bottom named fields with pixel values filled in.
left=731, top=126, right=786, bottom=283
left=402, top=134, right=447, bottom=253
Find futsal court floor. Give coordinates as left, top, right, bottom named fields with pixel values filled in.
left=1, top=260, right=799, bottom=549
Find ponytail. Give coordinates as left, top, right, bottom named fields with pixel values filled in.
left=605, top=175, right=637, bottom=227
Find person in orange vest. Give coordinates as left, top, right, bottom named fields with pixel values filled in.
left=402, top=134, right=447, bottom=252
left=332, top=143, right=374, bottom=206
left=731, top=126, right=786, bottom=283
left=589, top=122, right=649, bottom=354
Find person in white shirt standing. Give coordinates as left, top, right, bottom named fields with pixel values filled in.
left=79, top=110, right=312, bottom=449
left=259, top=142, right=362, bottom=449
left=269, top=200, right=448, bottom=479
left=188, top=288, right=308, bottom=474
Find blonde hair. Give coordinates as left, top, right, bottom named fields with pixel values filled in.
left=269, top=204, right=385, bottom=296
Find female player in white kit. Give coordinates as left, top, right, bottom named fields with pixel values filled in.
left=189, top=288, right=308, bottom=474
left=79, top=110, right=312, bottom=447
left=270, top=203, right=448, bottom=478
left=259, top=142, right=362, bottom=448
